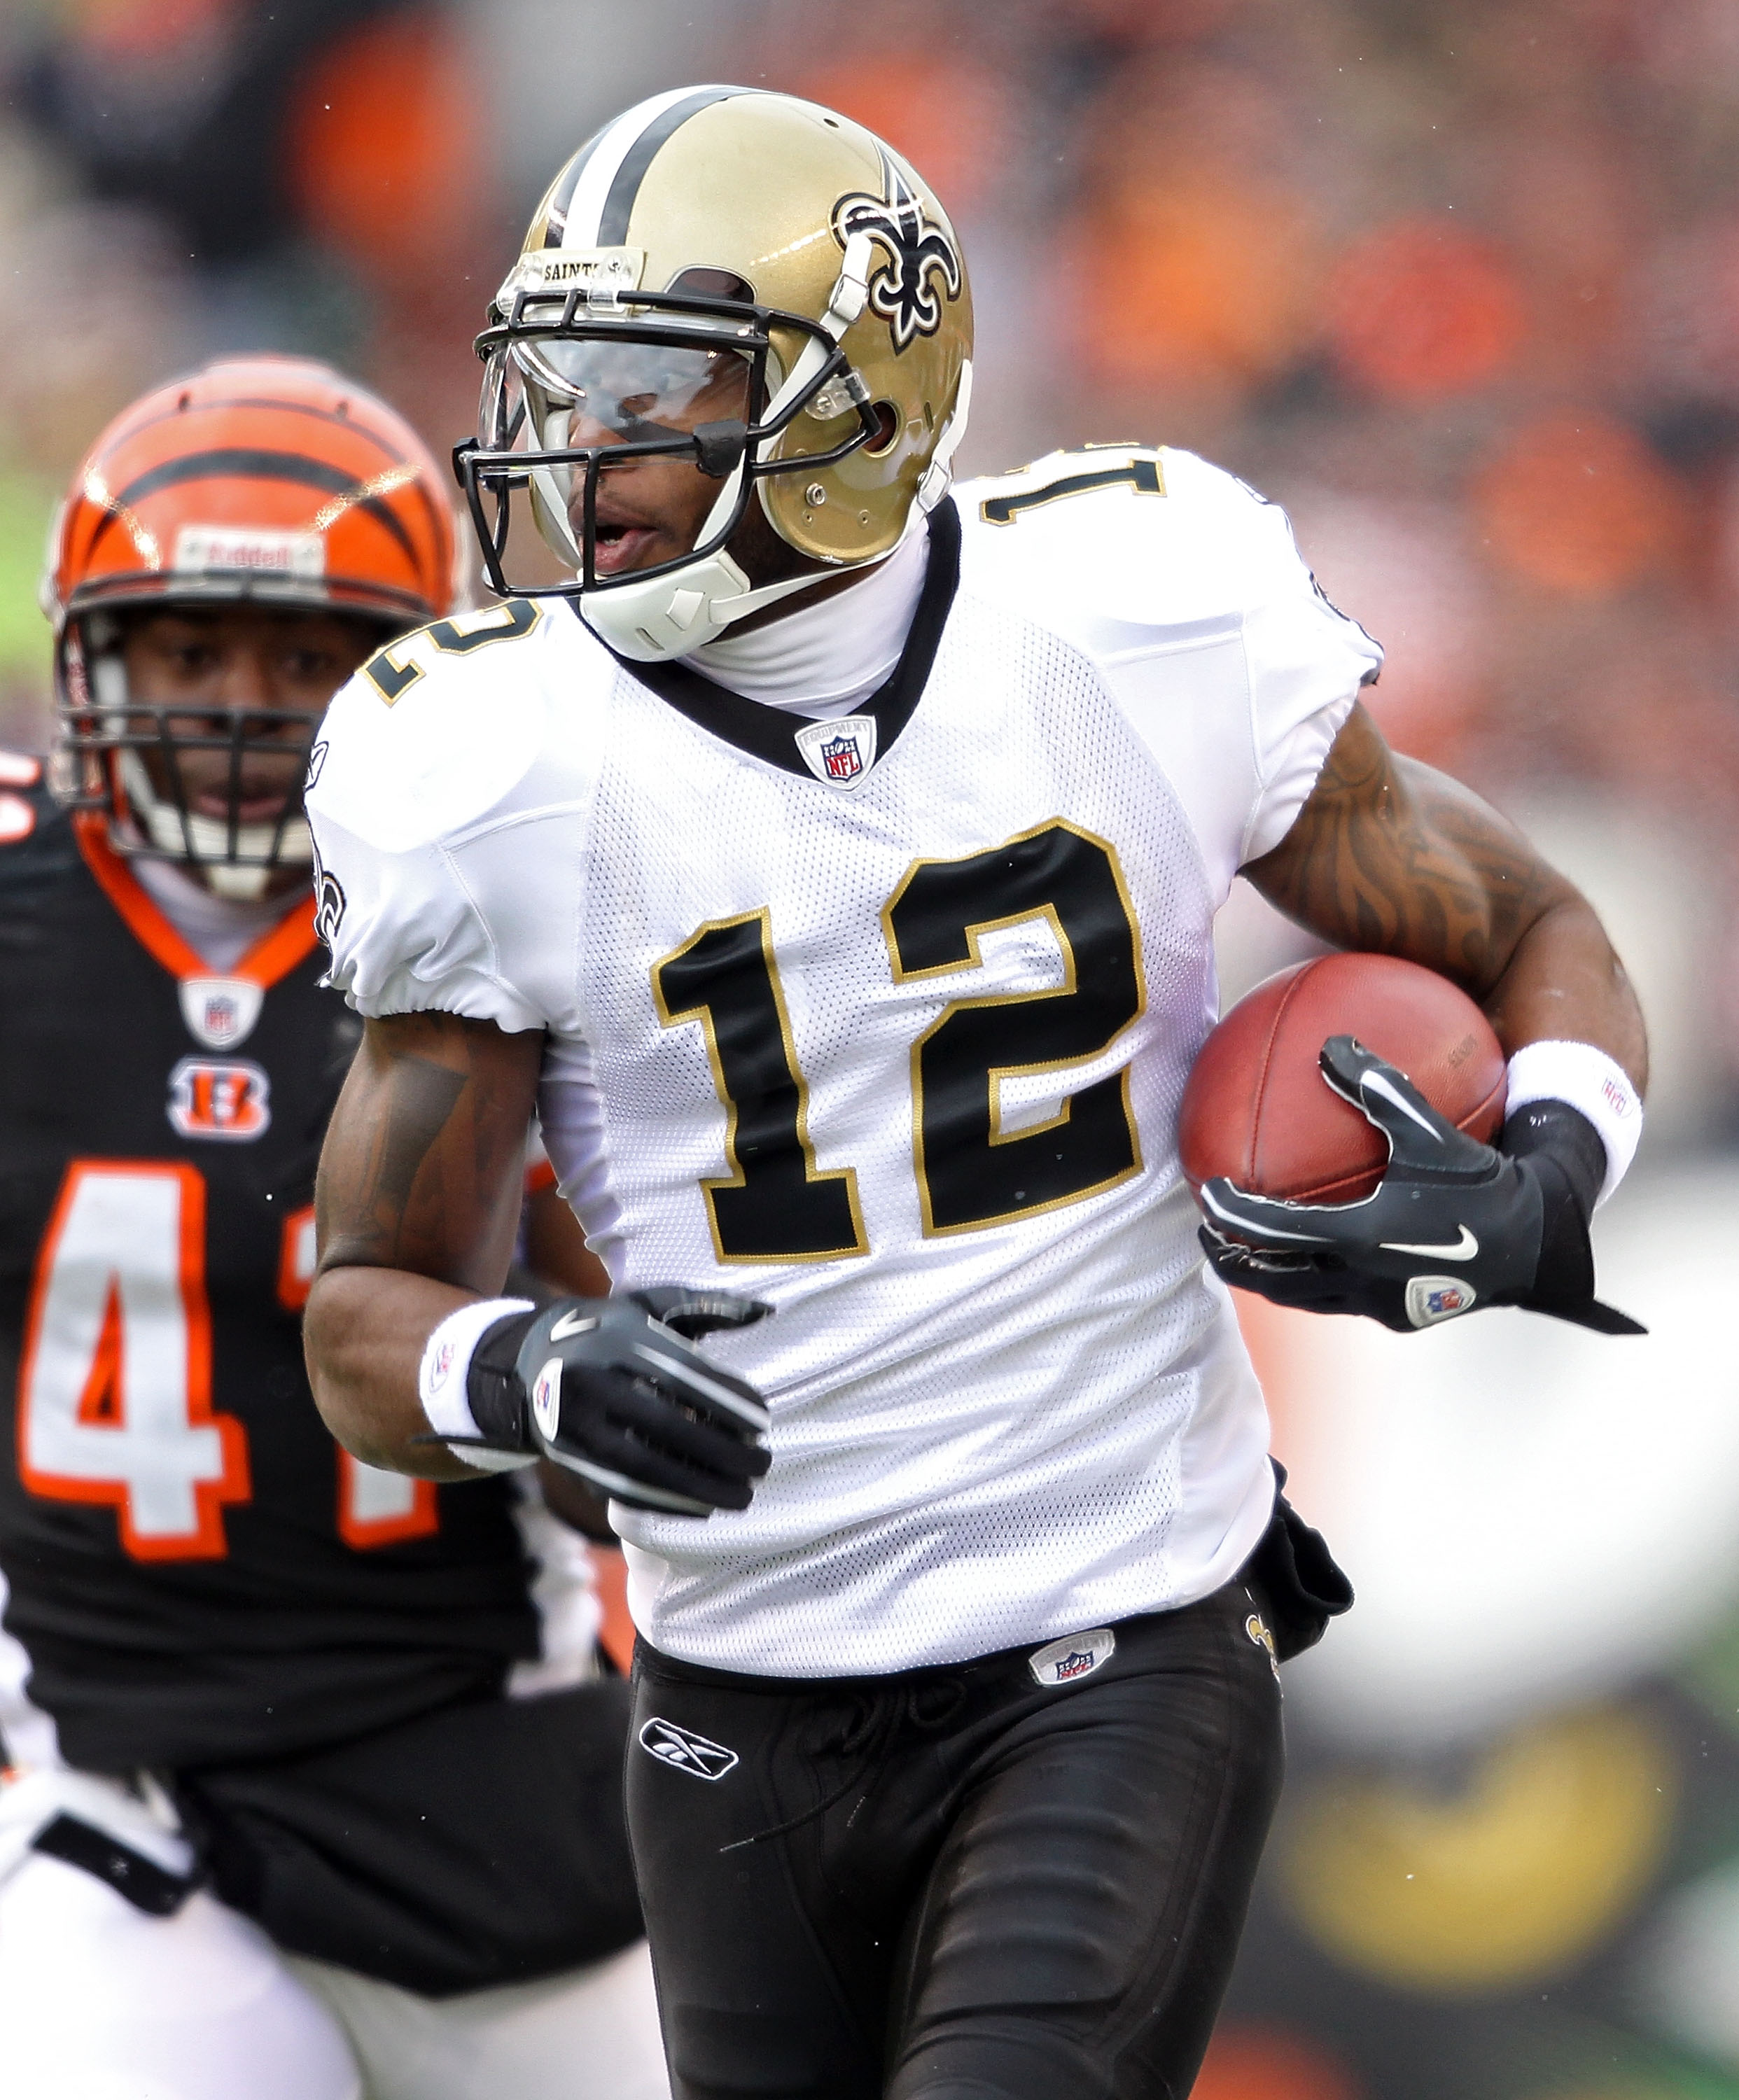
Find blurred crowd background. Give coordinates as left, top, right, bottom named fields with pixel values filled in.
left=4, top=1, right=1738, bottom=2096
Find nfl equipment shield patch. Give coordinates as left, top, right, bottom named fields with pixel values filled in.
left=177, top=976, right=265, bottom=1051
left=1027, top=1626, right=1117, bottom=1688
left=1404, top=1274, right=1478, bottom=1327
left=795, top=714, right=878, bottom=790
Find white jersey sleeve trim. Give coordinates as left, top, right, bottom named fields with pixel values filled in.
left=1225, top=475, right=1383, bottom=867
left=312, top=818, right=547, bottom=1032
left=1078, top=452, right=1382, bottom=881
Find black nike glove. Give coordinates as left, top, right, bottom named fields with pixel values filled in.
left=441, top=1289, right=774, bottom=1516
left=1196, top=1035, right=1644, bottom=1336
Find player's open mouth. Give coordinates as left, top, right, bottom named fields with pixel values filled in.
left=191, top=786, right=293, bottom=823
left=589, top=519, right=663, bottom=577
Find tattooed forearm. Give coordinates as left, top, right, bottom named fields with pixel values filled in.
left=305, top=1011, right=544, bottom=1477
left=1245, top=703, right=1647, bottom=1086
left=1245, top=705, right=1561, bottom=991
left=314, top=1011, right=544, bottom=1285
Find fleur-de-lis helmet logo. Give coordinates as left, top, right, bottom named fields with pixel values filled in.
left=830, top=152, right=963, bottom=354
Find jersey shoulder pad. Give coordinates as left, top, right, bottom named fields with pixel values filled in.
left=308, top=598, right=601, bottom=855
left=0, top=753, right=79, bottom=893
left=956, top=444, right=1313, bottom=642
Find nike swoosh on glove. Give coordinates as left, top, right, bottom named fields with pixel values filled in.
left=447, top=1288, right=774, bottom=1516
left=1196, top=1035, right=1644, bottom=1336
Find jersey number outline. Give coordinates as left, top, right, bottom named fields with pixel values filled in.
left=18, top=1162, right=250, bottom=1560
left=652, top=822, right=1145, bottom=1257
left=978, top=451, right=1164, bottom=527
left=652, top=911, right=867, bottom=1264
left=18, top=1168, right=434, bottom=1561
left=363, top=598, right=540, bottom=705
left=884, top=821, right=1146, bottom=1234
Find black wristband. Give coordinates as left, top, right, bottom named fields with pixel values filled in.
left=465, top=1309, right=538, bottom=1448
left=1501, top=1100, right=1605, bottom=1308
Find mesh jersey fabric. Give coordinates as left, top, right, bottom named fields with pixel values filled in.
left=307, top=449, right=1381, bottom=1676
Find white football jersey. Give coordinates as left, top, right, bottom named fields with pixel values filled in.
left=307, top=447, right=1381, bottom=1676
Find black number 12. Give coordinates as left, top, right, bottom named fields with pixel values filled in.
left=652, top=825, right=1145, bottom=1261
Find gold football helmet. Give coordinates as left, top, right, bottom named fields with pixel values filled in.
left=457, top=85, right=974, bottom=659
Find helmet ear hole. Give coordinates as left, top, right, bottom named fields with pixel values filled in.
left=863, top=402, right=900, bottom=457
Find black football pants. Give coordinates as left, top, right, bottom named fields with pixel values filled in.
left=625, top=1576, right=1285, bottom=2100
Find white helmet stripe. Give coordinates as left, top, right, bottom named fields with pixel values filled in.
left=559, top=85, right=746, bottom=252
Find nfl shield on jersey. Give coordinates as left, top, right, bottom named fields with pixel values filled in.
left=308, top=447, right=1382, bottom=1677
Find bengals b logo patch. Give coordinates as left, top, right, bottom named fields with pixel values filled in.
left=167, top=1058, right=272, bottom=1142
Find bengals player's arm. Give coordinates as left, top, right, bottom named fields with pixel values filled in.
left=305, top=1011, right=543, bottom=1479
left=1243, top=701, right=1647, bottom=1089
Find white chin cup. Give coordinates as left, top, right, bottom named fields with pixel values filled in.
left=579, top=441, right=845, bottom=661
left=578, top=543, right=848, bottom=662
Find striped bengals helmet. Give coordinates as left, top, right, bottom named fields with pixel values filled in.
left=44, top=355, right=456, bottom=897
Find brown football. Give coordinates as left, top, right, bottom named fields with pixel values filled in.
left=1179, top=953, right=1507, bottom=1205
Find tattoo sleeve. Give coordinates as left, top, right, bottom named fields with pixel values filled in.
left=1244, top=703, right=1569, bottom=995
left=315, top=1011, right=544, bottom=1289
left=1243, top=702, right=1647, bottom=1084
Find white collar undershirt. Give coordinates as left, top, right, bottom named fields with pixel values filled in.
left=688, top=519, right=929, bottom=721
left=132, top=855, right=295, bottom=974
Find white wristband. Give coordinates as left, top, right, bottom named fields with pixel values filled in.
left=1504, top=1040, right=1642, bottom=1209
left=418, top=1297, right=538, bottom=1473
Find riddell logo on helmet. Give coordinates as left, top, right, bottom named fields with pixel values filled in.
left=174, top=526, right=324, bottom=580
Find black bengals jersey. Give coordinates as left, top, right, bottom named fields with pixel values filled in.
left=0, top=769, right=539, bottom=1775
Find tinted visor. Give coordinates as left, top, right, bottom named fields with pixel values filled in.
left=506, top=337, right=753, bottom=447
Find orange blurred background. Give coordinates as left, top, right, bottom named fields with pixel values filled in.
left=6, top=4, right=1739, bottom=2095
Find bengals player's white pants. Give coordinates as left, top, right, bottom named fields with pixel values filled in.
left=0, top=1772, right=669, bottom=2100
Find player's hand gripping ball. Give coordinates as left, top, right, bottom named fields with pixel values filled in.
left=1181, top=957, right=1642, bottom=1335
left=1180, top=953, right=1508, bottom=1205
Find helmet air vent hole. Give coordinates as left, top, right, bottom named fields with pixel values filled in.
left=665, top=267, right=755, bottom=303
left=923, top=401, right=935, bottom=431
left=178, top=393, right=192, bottom=412
left=864, top=402, right=900, bottom=456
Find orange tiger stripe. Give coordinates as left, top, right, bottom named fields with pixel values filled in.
left=48, top=354, right=456, bottom=630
